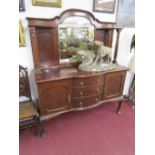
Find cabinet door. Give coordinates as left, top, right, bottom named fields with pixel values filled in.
left=38, top=80, right=70, bottom=115
left=103, top=71, right=126, bottom=100
left=36, top=28, right=59, bottom=66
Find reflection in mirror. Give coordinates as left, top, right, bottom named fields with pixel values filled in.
left=59, top=16, right=94, bottom=63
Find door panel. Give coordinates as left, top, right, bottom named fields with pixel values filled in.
left=38, top=80, right=70, bottom=115
left=103, top=71, right=126, bottom=100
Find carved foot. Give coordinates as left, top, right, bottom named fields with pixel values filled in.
left=35, top=127, right=47, bottom=137
left=117, top=100, right=123, bottom=114
left=117, top=111, right=121, bottom=115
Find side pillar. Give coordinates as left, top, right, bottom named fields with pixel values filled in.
left=113, top=28, right=123, bottom=64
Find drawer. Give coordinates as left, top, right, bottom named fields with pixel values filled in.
left=72, top=85, right=103, bottom=98
left=73, top=76, right=103, bottom=87
left=72, top=95, right=102, bottom=108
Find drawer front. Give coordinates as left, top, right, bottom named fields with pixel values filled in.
left=73, top=75, right=103, bottom=87
left=72, top=85, right=103, bottom=98
left=72, top=95, right=102, bottom=108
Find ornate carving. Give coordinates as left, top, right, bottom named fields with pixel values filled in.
left=30, top=27, right=36, bottom=42
left=76, top=41, right=116, bottom=72
left=19, top=65, right=32, bottom=100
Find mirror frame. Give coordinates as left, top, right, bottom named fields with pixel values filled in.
left=27, top=9, right=116, bottom=69
left=58, top=16, right=95, bottom=61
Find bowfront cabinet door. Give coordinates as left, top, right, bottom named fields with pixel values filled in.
left=103, top=71, right=126, bottom=100
left=38, top=80, right=70, bottom=115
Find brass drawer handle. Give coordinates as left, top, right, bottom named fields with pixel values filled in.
left=80, top=92, right=83, bottom=97
left=79, top=102, right=83, bottom=107
left=80, top=81, right=84, bottom=87
left=96, top=98, right=99, bottom=102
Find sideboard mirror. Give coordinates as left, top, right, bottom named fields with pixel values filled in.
left=59, top=16, right=94, bottom=63
left=27, top=9, right=116, bottom=69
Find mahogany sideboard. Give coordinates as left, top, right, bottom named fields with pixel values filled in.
left=35, top=66, right=127, bottom=120
left=27, top=9, right=128, bottom=121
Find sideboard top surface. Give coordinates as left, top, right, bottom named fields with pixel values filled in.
left=35, top=65, right=128, bottom=84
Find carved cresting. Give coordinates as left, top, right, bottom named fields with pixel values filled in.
left=30, top=27, right=35, bottom=41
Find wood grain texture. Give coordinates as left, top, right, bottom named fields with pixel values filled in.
left=27, top=9, right=116, bottom=69
left=27, top=9, right=128, bottom=120
left=38, top=80, right=70, bottom=115
left=36, top=67, right=127, bottom=117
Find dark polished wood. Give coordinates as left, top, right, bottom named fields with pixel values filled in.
left=72, top=85, right=103, bottom=98
left=113, top=28, right=123, bottom=63
left=103, top=71, right=126, bottom=100
left=38, top=80, right=70, bottom=115
left=27, top=9, right=128, bottom=121
left=35, top=65, right=127, bottom=83
left=27, top=9, right=116, bottom=69
left=72, top=94, right=102, bottom=108
left=35, top=66, right=127, bottom=118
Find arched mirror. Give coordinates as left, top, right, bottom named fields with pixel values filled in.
left=59, top=16, right=94, bottom=63
left=28, top=9, right=115, bottom=68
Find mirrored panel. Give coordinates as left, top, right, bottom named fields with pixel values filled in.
left=59, top=16, right=94, bottom=63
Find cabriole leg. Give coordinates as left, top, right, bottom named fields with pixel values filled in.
left=35, top=118, right=47, bottom=137
left=117, top=100, right=123, bottom=114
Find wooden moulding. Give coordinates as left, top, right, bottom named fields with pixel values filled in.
left=26, top=9, right=128, bottom=122
left=27, top=9, right=117, bottom=69
left=40, top=96, right=124, bottom=121
left=27, top=9, right=116, bottom=28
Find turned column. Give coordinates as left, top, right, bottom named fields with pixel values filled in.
left=113, top=28, right=123, bottom=64
left=29, top=26, right=40, bottom=68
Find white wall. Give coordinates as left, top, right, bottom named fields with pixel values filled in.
left=19, top=0, right=134, bottom=100
left=19, top=0, right=118, bottom=69
left=117, top=28, right=135, bottom=66
left=117, top=28, right=135, bottom=95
